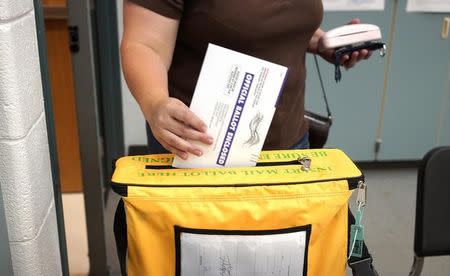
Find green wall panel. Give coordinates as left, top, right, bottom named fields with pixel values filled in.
left=379, top=0, right=450, bottom=160
left=305, top=1, right=395, bottom=161
left=439, top=66, right=450, bottom=146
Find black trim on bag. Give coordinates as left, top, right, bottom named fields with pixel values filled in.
left=174, top=225, right=312, bottom=276
left=114, top=199, right=128, bottom=276
left=112, top=184, right=128, bottom=197
left=111, top=175, right=363, bottom=197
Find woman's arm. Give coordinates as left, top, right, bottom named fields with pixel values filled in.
left=307, top=19, right=371, bottom=69
left=121, top=0, right=212, bottom=159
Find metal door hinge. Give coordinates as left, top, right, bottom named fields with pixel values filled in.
left=68, top=25, right=79, bottom=53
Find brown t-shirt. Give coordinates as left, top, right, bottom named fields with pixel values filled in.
left=130, top=0, right=323, bottom=149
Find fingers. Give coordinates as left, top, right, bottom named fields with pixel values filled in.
left=340, top=51, right=358, bottom=69
left=347, top=52, right=359, bottom=69
left=159, top=140, right=188, bottom=160
left=341, top=49, right=371, bottom=69
left=340, top=55, right=350, bottom=65
left=156, top=125, right=211, bottom=159
left=169, top=100, right=207, bottom=132
left=155, top=117, right=214, bottom=158
left=158, top=130, right=204, bottom=159
left=147, top=97, right=214, bottom=159
left=163, top=118, right=213, bottom=158
left=364, top=50, right=373, bottom=60
left=347, top=18, right=361, bottom=25
left=168, top=119, right=214, bottom=145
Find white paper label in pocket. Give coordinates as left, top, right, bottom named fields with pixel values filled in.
left=175, top=225, right=311, bottom=276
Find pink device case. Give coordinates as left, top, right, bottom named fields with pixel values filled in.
left=322, top=24, right=382, bottom=49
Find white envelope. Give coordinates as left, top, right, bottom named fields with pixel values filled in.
left=173, top=44, right=288, bottom=168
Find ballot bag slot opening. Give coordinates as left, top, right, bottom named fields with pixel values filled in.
left=144, top=159, right=302, bottom=170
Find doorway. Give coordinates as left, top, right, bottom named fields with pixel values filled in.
left=42, top=1, right=88, bottom=274
left=43, top=0, right=83, bottom=193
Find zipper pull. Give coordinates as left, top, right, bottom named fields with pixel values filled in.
left=356, top=181, right=367, bottom=208
left=298, top=157, right=311, bottom=171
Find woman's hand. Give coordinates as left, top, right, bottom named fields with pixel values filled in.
left=122, top=2, right=213, bottom=160
left=145, top=97, right=214, bottom=160
left=317, top=18, right=372, bottom=69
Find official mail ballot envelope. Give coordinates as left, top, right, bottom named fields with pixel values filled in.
left=173, top=44, right=288, bottom=168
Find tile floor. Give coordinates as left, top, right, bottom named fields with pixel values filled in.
left=62, top=193, right=89, bottom=276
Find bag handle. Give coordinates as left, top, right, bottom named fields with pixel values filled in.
left=313, top=54, right=332, bottom=120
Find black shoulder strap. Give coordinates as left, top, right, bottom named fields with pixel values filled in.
left=114, top=199, right=128, bottom=276
left=348, top=209, right=379, bottom=276
left=313, top=54, right=332, bottom=119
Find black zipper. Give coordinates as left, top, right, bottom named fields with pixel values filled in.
left=111, top=176, right=363, bottom=197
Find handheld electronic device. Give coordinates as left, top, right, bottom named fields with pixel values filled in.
left=322, top=24, right=382, bottom=49
left=322, top=24, right=387, bottom=82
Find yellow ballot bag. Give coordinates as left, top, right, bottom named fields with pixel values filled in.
left=111, top=149, right=377, bottom=276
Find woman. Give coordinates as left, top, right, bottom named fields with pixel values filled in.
left=121, top=0, right=371, bottom=159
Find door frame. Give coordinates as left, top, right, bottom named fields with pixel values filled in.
left=67, top=0, right=124, bottom=274
left=92, top=0, right=125, bottom=185
left=34, top=1, right=70, bottom=275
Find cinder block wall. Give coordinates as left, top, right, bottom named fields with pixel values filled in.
left=0, top=0, right=62, bottom=275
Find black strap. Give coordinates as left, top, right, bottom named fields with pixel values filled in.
left=114, top=199, right=128, bottom=276
left=348, top=209, right=379, bottom=276
left=313, top=54, right=332, bottom=119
